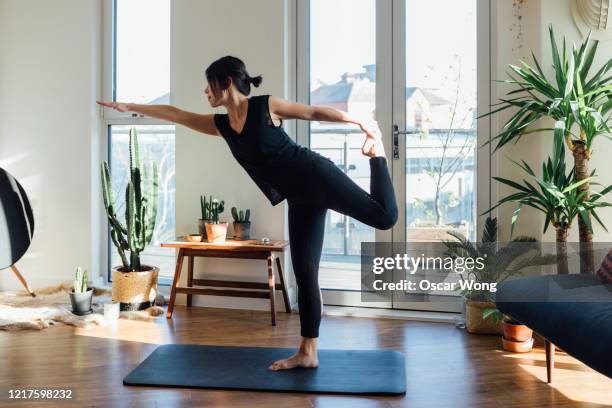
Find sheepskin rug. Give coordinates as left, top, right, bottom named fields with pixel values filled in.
left=0, top=281, right=165, bottom=331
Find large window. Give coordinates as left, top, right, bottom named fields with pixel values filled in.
left=104, top=0, right=175, bottom=280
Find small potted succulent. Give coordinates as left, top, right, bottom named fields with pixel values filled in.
left=198, top=195, right=213, bottom=241
left=69, top=267, right=93, bottom=315
left=231, top=206, right=251, bottom=240
left=484, top=308, right=534, bottom=353
left=204, top=198, right=227, bottom=243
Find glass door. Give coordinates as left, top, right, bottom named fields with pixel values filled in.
left=300, top=0, right=488, bottom=310
left=391, top=0, right=488, bottom=312
left=304, top=0, right=393, bottom=307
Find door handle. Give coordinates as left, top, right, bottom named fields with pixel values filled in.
left=392, top=125, right=421, bottom=160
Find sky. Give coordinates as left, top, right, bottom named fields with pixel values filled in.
left=115, top=0, right=477, bottom=108
left=311, top=0, right=477, bottom=106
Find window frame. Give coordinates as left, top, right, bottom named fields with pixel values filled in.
left=101, top=0, right=175, bottom=284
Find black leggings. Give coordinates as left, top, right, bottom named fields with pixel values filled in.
left=286, top=155, right=398, bottom=338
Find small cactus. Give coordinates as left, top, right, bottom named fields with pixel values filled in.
left=231, top=207, right=251, bottom=223
left=209, top=199, right=225, bottom=223
left=74, top=267, right=89, bottom=293
left=200, top=195, right=210, bottom=220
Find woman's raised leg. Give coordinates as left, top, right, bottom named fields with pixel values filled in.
left=323, top=156, right=398, bottom=230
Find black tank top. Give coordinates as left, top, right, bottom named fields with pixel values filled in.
left=214, top=95, right=313, bottom=206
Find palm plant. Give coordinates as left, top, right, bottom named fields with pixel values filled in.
left=482, top=25, right=611, bottom=272
left=443, top=217, right=556, bottom=302
left=484, top=126, right=612, bottom=273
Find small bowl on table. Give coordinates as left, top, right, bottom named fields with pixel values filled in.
left=186, top=234, right=203, bottom=243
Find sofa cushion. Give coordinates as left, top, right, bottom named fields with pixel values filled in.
left=496, top=274, right=612, bottom=378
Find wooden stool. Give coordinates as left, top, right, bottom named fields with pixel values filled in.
left=162, top=237, right=291, bottom=325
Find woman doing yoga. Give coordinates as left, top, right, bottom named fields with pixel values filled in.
left=98, top=56, right=398, bottom=371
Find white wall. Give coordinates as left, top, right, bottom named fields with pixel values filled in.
left=0, top=0, right=101, bottom=290
left=171, top=0, right=296, bottom=309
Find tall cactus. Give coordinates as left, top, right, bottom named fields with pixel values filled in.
left=101, top=127, right=159, bottom=271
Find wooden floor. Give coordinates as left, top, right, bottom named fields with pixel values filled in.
left=0, top=306, right=610, bottom=408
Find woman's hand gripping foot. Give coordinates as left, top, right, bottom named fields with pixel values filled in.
left=359, top=120, right=386, bottom=158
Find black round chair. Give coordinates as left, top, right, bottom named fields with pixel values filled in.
left=0, top=167, right=36, bottom=296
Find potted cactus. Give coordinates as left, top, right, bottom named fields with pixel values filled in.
left=69, top=267, right=93, bottom=315
left=198, top=195, right=215, bottom=240
left=101, top=127, right=159, bottom=311
left=231, top=207, right=251, bottom=240
left=204, top=199, right=227, bottom=243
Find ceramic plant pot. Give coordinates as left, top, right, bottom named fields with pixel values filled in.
left=501, top=320, right=534, bottom=352
left=198, top=219, right=212, bottom=240
left=69, top=288, right=93, bottom=315
left=233, top=222, right=251, bottom=240
left=205, top=222, right=229, bottom=243
left=502, top=320, right=533, bottom=342
left=502, top=337, right=534, bottom=353
left=111, top=265, right=159, bottom=311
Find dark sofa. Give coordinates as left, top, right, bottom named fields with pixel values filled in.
left=496, top=274, right=612, bottom=382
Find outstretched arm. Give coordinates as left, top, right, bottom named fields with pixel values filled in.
left=268, top=96, right=380, bottom=139
left=96, top=101, right=221, bottom=137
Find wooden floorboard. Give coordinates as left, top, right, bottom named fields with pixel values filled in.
left=0, top=306, right=610, bottom=407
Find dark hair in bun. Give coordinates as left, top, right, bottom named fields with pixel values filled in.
left=250, top=75, right=263, bottom=87
left=205, top=56, right=263, bottom=96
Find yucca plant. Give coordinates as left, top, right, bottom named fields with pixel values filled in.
left=482, top=26, right=611, bottom=272
left=484, top=125, right=612, bottom=273
left=101, top=127, right=159, bottom=271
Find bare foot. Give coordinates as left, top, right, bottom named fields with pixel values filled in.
left=269, top=350, right=319, bottom=371
left=362, top=136, right=386, bottom=158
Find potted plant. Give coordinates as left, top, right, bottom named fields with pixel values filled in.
left=231, top=207, right=251, bottom=240
left=199, top=195, right=213, bottom=241
left=101, top=127, right=160, bottom=311
left=69, top=267, right=93, bottom=315
left=483, top=308, right=534, bottom=353
left=481, top=26, right=612, bottom=273
left=443, top=217, right=556, bottom=334
left=486, top=125, right=612, bottom=274
left=205, top=198, right=227, bottom=243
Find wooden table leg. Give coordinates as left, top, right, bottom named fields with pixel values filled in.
left=167, top=248, right=185, bottom=319
left=275, top=256, right=291, bottom=313
left=267, top=254, right=276, bottom=326
left=186, top=255, right=194, bottom=307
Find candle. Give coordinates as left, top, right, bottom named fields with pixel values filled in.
left=104, top=301, right=120, bottom=321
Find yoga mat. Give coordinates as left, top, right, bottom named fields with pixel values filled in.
left=123, top=344, right=406, bottom=396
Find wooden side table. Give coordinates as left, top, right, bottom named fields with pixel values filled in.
left=161, top=237, right=291, bottom=325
